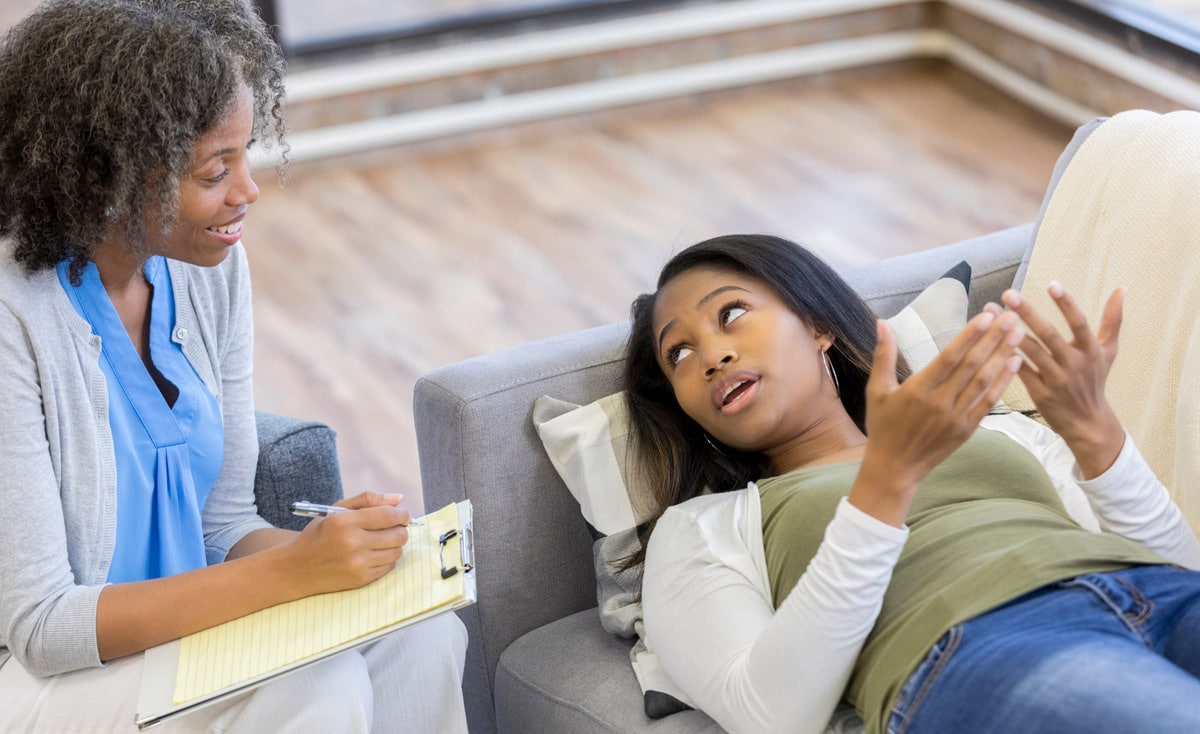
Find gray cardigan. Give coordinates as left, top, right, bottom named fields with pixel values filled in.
left=0, top=242, right=270, bottom=677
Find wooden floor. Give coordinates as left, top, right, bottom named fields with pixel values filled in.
left=247, top=62, right=1073, bottom=512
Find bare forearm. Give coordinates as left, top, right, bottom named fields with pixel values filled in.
left=227, top=526, right=298, bottom=559
left=95, top=542, right=308, bottom=661
left=1056, top=404, right=1126, bottom=480
left=847, top=454, right=921, bottom=529
left=95, top=498, right=412, bottom=661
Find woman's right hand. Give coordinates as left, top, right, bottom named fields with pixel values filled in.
left=283, top=491, right=412, bottom=596
left=850, top=311, right=1024, bottom=526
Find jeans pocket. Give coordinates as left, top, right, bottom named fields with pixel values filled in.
left=886, top=625, right=963, bottom=734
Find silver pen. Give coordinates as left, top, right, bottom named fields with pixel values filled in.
left=290, top=501, right=422, bottom=524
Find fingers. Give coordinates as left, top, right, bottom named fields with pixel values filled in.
left=1001, top=283, right=1125, bottom=376
left=332, top=492, right=412, bottom=531
left=1047, top=282, right=1125, bottom=360
left=344, top=537, right=407, bottom=564
left=964, top=351, right=1023, bottom=421
left=921, top=310, right=1003, bottom=384
left=920, top=309, right=1018, bottom=388
left=341, top=544, right=407, bottom=587
left=1001, top=287, right=1072, bottom=359
left=314, top=515, right=408, bottom=576
left=295, top=500, right=412, bottom=592
left=1096, top=287, right=1125, bottom=354
left=869, top=320, right=899, bottom=395
left=1045, top=281, right=1097, bottom=349
left=333, top=504, right=413, bottom=532
left=1002, top=281, right=1113, bottom=354
left=316, top=501, right=411, bottom=554
left=948, top=311, right=1024, bottom=414
left=363, top=523, right=409, bottom=552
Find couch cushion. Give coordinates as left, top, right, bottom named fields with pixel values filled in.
left=494, top=609, right=725, bottom=733
left=497, top=608, right=867, bottom=734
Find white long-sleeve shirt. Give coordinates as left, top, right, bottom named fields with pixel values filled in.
left=642, top=414, right=1200, bottom=734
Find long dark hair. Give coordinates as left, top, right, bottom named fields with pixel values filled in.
left=622, top=234, right=909, bottom=566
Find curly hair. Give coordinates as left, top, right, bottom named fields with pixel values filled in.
left=0, top=0, right=287, bottom=281
left=621, top=234, right=911, bottom=569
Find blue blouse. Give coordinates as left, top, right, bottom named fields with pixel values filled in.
left=58, top=257, right=223, bottom=583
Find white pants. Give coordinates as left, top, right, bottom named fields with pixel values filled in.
left=0, top=612, right=468, bottom=734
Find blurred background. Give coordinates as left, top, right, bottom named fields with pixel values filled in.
left=3, top=0, right=1199, bottom=511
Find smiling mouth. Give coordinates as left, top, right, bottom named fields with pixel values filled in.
left=208, top=222, right=242, bottom=235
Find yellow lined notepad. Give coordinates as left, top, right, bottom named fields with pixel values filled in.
left=172, top=502, right=466, bottom=704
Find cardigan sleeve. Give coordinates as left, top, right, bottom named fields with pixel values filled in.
left=0, top=301, right=105, bottom=676
left=643, top=496, right=906, bottom=734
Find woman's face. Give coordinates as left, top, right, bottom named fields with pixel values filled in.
left=148, top=84, right=259, bottom=266
left=651, top=266, right=835, bottom=454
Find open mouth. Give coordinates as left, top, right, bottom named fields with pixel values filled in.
left=712, top=370, right=760, bottom=414
left=722, top=380, right=754, bottom=406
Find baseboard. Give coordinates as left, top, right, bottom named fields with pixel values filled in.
left=267, top=30, right=936, bottom=164
left=257, top=0, right=1200, bottom=166
left=284, top=0, right=923, bottom=103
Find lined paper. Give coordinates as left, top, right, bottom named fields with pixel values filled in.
left=173, top=502, right=465, bottom=704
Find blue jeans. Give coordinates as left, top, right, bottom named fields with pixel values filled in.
left=886, top=565, right=1200, bottom=734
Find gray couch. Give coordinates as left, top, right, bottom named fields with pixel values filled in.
left=414, top=220, right=1043, bottom=733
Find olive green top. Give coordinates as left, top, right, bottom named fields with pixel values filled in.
left=759, top=429, right=1167, bottom=734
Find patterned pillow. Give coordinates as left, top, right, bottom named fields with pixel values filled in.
left=531, top=262, right=972, bottom=722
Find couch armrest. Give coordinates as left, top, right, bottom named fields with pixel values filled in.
left=416, top=322, right=628, bottom=734
left=254, top=411, right=344, bottom=531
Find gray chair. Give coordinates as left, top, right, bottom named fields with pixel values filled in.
left=414, top=223, right=1037, bottom=733
left=253, top=411, right=343, bottom=529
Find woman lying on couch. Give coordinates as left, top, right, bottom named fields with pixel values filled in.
left=623, top=233, right=1200, bottom=734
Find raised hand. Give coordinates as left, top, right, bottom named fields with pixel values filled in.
left=1000, top=282, right=1126, bottom=478
left=850, top=311, right=1024, bottom=527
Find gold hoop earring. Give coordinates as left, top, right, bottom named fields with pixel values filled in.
left=822, top=349, right=841, bottom=397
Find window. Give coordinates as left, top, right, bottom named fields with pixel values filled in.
left=255, top=0, right=665, bottom=58
left=1029, top=0, right=1200, bottom=59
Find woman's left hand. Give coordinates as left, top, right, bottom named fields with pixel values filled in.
left=999, top=282, right=1126, bottom=478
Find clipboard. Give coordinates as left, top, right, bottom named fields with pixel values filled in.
left=134, top=500, right=475, bottom=730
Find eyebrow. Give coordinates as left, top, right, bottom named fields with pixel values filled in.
left=195, top=148, right=238, bottom=167
left=192, top=137, right=254, bottom=170
left=656, top=285, right=751, bottom=354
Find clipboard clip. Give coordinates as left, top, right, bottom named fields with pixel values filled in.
left=438, top=527, right=474, bottom=579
